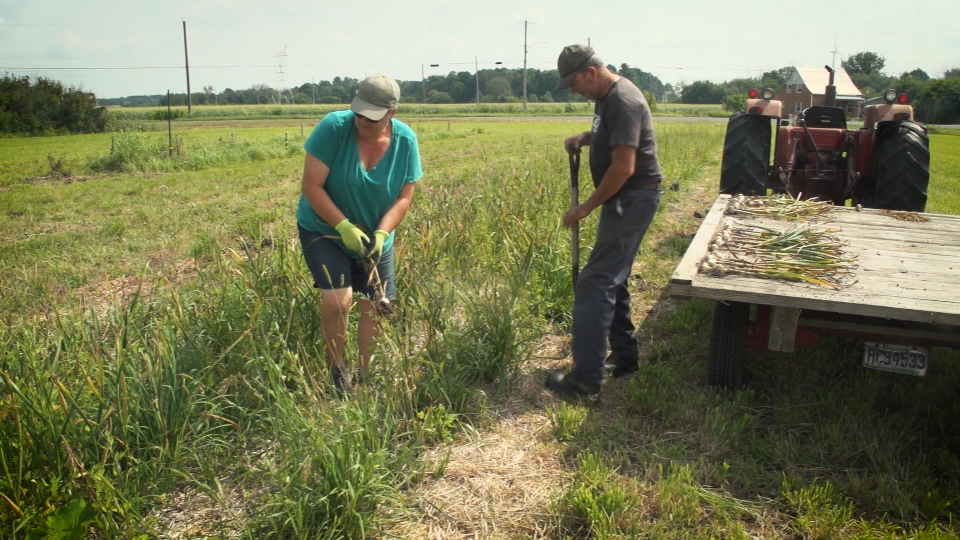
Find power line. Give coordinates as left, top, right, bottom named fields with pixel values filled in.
left=0, top=65, right=271, bottom=70
left=0, top=61, right=779, bottom=72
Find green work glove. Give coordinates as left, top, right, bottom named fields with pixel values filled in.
left=366, top=230, right=390, bottom=259
left=334, top=219, right=369, bottom=254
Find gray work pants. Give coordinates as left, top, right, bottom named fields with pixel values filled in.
left=569, top=188, right=662, bottom=386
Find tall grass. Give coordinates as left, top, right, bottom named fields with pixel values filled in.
left=0, top=120, right=629, bottom=537
left=87, top=131, right=302, bottom=173
left=1, top=122, right=958, bottom=538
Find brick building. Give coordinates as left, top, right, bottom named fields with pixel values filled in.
left=777, top=67, right=864, bottom=119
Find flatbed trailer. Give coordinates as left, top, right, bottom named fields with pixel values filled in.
left=670, top=194, right=960, bottom=389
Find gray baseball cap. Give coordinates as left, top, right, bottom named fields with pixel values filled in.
left=556, top=44, right=595, bottom=90
left=351, top=74, right=400, bottom=121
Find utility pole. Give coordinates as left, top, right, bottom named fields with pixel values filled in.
left=182, top=20, right=191, bottom=113
left=423, top=63, right=438, bottom=103
left=523, top=20, right=528, bottom=110
left=476, top=56, right=480, bottom=105
left=312, top=77, right=315, bottom=104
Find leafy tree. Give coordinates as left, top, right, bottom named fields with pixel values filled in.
left=427, top=90, right=453, bottom=104
left=202, top=85, right=217, bottom=105
left=643, top=91, right=657, bottom=113
left=944, top=67, right=960, bottom=79
left=723, top=78, right=758, bottom=96
left=252, top=84, right=271, bottom=104
left=0, top=74, right=105, bottom=135
left=485, top=77, right=513, bottom=101
left=723, top=93, right=746, bottom=113
left=849, top=72, right=895, bottom=99
left=842, top=52, right=886, bottom=75
left=682, top=80, right=726, bottom=104
left=760, top=66, right=794, bottom=88
left=901, top=68, right=930, bottom=81
left=673, top=80, right=687, bottom=102
left=915, top=77, right=960, bottom=124
left=895, top=72, right=930, bottom=102
left=616, top=63, right=666, bottom=97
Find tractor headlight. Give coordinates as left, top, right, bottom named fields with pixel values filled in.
left=761, top=88, right=775, bottom=100
left=884, top=89, right=898, bottom=103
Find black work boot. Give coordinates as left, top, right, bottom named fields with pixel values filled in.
left=331, top=368, right=355, bottom=397
left=545, top=371, right=601, bottom=399
left=354, top=368, right=368, bottom=386
left=603, top=352, right=639, bottom=379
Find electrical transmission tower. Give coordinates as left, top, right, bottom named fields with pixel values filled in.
left=274, top=46, right=290, bottom=104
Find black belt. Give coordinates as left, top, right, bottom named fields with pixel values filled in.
left=622, top=180, right=662, bottom=191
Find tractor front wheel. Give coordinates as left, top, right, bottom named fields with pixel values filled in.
left=707, top=300, right=750, bottom=390
left=870, top=121, right=930, bottom=212
left=719, top=113, right=771, bottom=196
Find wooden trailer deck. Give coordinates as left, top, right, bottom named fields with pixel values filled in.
left=671, top=195, right=960, bottom=329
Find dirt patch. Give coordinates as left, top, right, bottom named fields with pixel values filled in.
left=75, top=256, right=197, bottom=320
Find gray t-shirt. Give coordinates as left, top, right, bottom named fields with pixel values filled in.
left=589, top=77, right=662, bottom=190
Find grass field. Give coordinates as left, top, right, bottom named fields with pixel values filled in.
left=102, top=101, right=727, bottom=123
left=0, top=119, right=958, bottom=539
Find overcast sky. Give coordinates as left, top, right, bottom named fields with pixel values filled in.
left=2, top=0, right=958, bottom=100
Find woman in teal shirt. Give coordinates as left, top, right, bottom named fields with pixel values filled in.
left=297, top=74, right=423, bottom=395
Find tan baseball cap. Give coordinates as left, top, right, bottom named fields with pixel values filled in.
left=351, top=74, right=400, bottom=121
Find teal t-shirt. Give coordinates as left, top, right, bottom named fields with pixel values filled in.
left=296, top=110, right=422, bottom=256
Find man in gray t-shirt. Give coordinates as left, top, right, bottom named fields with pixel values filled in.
left=546, top=44, right=663, bottom=399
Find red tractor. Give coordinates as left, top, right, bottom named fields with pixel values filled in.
left=719, top=65, right=930, bottom=211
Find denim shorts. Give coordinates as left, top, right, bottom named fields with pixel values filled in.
left=297, top=224, right=396, bottom=300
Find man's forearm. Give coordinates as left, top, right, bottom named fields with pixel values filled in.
left=582, top=163, right=631, bottom=211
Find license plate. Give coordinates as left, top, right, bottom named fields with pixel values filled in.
left=863, top=342, right=928, bottom=376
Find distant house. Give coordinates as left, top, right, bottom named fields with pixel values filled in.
left=776, top=67, right=864, bottom=118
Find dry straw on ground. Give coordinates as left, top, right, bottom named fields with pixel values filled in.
left=380, top=339, right=573, bottom=539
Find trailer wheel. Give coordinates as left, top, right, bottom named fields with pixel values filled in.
left=872, top=121, right=930, bottom=212
left=707, top=300, right=750, bottom=390
left=720, top=113, right=770, bottom=196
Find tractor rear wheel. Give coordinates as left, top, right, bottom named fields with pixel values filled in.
left=872, top=121, right=930, bottom=212
left=707, top=300, right=750, bottom=390
left=720, top=113, right=770, bottom=195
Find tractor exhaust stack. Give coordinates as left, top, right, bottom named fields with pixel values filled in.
left=824, top=65, right=837, bottom=107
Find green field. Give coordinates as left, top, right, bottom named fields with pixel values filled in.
left=102, top=101, right=727, bottom=123
left=0, top=119, right=958, bottom=539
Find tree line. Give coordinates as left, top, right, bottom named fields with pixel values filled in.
left=4, top=51, right=959, bottom=135
left=684, top=52, right=960, bottom=123
left=98, top=64, right=670, bottom=108
left=841, top=52, right=960, bottom=124
left=0, top=73, right=106, bottom=135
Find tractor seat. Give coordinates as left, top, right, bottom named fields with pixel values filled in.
left=800, top=106, right=847, bottom=128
